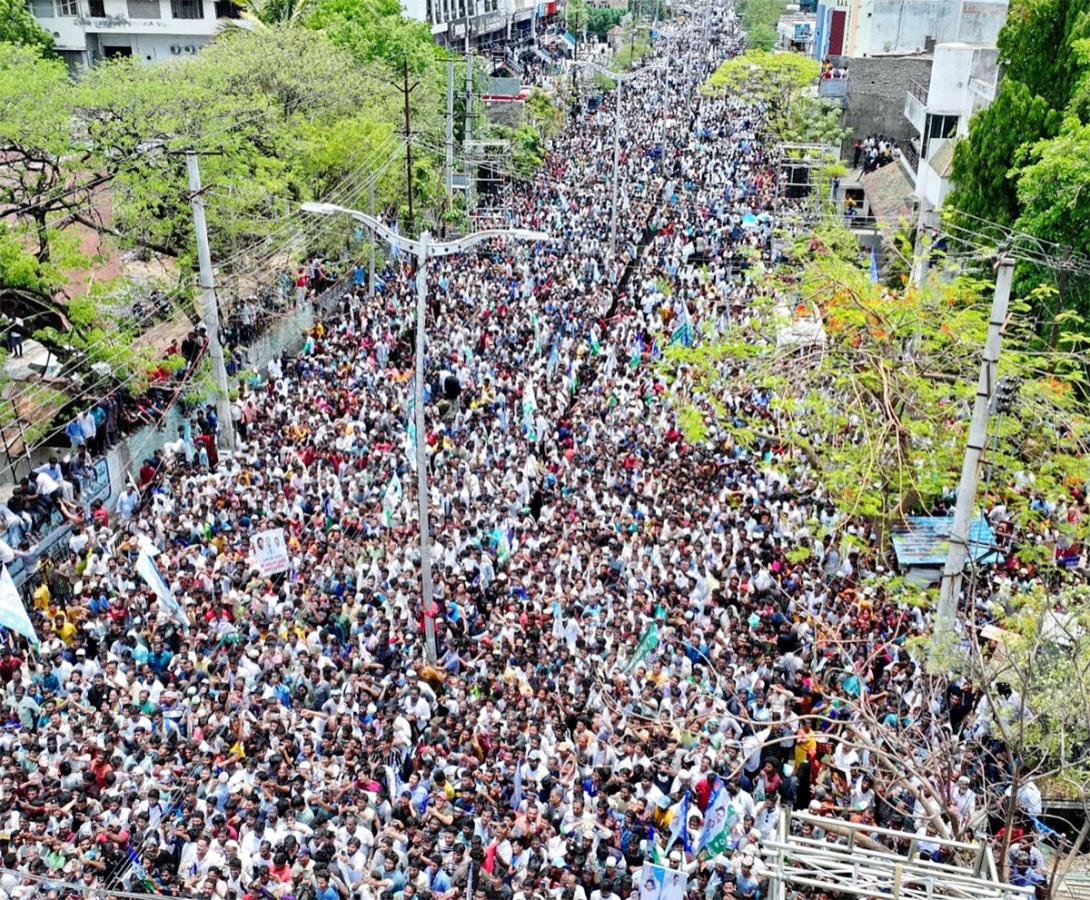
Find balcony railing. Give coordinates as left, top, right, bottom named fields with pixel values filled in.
left=899, top=139, right=919, bottom=174
left=908, top=79, right=929, bottom=105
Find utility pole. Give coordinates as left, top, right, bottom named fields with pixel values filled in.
left=464, top=39, right=475, bottom=209
left=368, top=181, right=376, bottom=298
left=413, top=230, right=437, bottom=663
left=445, top=58, right=455, bottom=199
left=400, top=59, right=416, bottom=234
left=301, top=202, right=549, bottom=665
left=610, top=76, right=622, bottom=256
left=570, top=60, right=662, bottom=256
left=185, top=151, right=236, bottom=452
left=933, top=256, right=1014, bottom=648
left=909, top=199, right=931, bottom=287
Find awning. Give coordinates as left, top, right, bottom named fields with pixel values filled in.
left=859, top=162, right=915, bottom=234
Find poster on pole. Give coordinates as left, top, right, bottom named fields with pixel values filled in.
left=639, top=863, right=688, bottom=900
left=252, top=528, right=290, bottom=576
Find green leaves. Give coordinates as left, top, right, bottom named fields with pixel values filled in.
left=735, top=0, right=788, bottom=50
left=308, top=0, right=441, bottom=75
left=702, top=51, right=842, bottom=144
left=0, top=0, right=55, bottom=53
left=663, top=223, right=1090, bottom=552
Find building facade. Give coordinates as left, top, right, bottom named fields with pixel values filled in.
left=27, top=0, right=241, bottom=69
left=814, top=0, right=1006, bottom=59
left=400, top=0, right=561, bottom=50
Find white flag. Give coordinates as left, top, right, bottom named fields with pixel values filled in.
left=382, top=472, right=403, bottom=526
left=136, top=550, right=190, bottom=628
left=0, top=565, right=38, bottom=645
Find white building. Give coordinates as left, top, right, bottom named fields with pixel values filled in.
left=400, top=0, right=560, bottom=50
left=28, top=0, right=242, bottom=69
left=814, top=0, right=1006, bottom=59
left=902, top=40, right=999, bottom=223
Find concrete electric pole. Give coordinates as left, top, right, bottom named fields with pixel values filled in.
left=933, top=256, right=1014, bottom=648
left=185, top=151, right=236, bottom=452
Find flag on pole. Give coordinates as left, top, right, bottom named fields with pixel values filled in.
left=405, top=376, right=417, bottom=472
left=547, top=342, right=560, bottom=375
left=648, top=825, right=664, bottom=864
left=389, top=221, right=400, bottom=261
left=522, top=379, right=538, bottom=442
left=496, top=524, right=512, bottom=563
left=869, top=244, right=880, bottom=284
left=512, top=759, right=524, bottom=810
left=670, top=301, right=694, bottom=347
left=624, top=622, right=660, bottom=673
left=0, top=565, right=38, bottom=645
left=532, top=313, right=544, bottom=354
left=382, top=472, right=403, bottom=526
left=697, top=781, right=736, bottom=857
left=666, top=790, right=692, bottom=854
left=136, top=550, right=190, bottom=628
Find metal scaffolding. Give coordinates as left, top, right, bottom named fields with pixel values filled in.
left=764, top=811, right=1036, bottom=900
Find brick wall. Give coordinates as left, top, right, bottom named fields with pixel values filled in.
left=840, top=55, right=933, bottom=156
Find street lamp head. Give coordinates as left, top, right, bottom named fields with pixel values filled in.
left=300, top=202, right=338, bottom=216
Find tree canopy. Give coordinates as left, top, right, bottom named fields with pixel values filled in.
left=0, top=0, right=55, bottom=53
left=702, top=50, right=842, bottom=144
left=663, top=225, right=1090, bottom=553
left=947, top=0, right=1090, bottom=342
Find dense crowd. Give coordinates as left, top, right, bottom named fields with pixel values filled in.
left=0, top=6, right=1060, bottom=900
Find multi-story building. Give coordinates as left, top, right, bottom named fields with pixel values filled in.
left=814, top=0, right=1006, bottom=59
left=400, top=0, right=562, bottom=51
left=27, top=0, right=242, bottom=69
left=901, top=40, right=1000, bottom=225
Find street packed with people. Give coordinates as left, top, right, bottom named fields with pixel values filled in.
left=0, top=4, right=1061, bottom=900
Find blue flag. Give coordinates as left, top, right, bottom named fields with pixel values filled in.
left=667, top=790, right=692, bottom=854
left=548, top=342, right=560, bottom=374
left=670, top=302, right=694, bottom=347
left=869, top=245, right=879, bottom=284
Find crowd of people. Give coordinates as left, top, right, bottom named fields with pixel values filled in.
left=0, top=5, right=1063, bottom=900
left=851, top=135, right=896, bottom=174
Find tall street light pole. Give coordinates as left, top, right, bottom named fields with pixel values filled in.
left=571, top=60, right=663, bottom=258
left=301, top=202, right=549, bottom=664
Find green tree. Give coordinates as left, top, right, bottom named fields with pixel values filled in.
left=736, top=0, right=786, bottom=49
left=0, top=44, right=86, bottom=264
left=0, top=0, right=55, bottom=53
left=662, top=224, right=1090, bottom=547
left=999, top=0, right=1090, bottom=113
left=233, top=0, right=317, bottom=24
left=307, top=0, right=440, bottom=75
left=1015, top=119, right=1090, bottom=264
left=74, top=27, right=402, bottom=261
left=567, top=0, right=590, bottom=39
left=703, top=50, right=841, bottom=143
left=948, top=81, right=1061, bottom=229
left=586, top=6, right=624, bottom=40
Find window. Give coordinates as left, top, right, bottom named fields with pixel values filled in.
left=170, top=0, right=203, bottom=17
left=214, top=0, right=240, bottom=16
left=922, top=113, right=958, bottom=159
left=88, top=0, right=105, bottom=13
left=54, top=0, right=79, bottom=14
left=28, top=0, right=55, bottom=18
left=127, top=0, right=161, bottom=15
